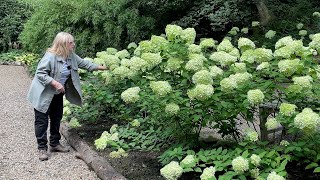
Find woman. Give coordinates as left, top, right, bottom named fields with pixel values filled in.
left=27, top=32, right=107, bottom=161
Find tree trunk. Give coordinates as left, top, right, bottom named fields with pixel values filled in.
left=255, top=0, right=272, bottom=26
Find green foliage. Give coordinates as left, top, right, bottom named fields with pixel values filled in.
left=0, top=0, right=32, bottom=52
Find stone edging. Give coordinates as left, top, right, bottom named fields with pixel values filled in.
left=60, top=122, right=127, bottom=180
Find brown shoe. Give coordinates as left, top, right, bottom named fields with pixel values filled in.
left=50, top=144, right=70, bottom=152
left=39, top=150, right=48, bottom=161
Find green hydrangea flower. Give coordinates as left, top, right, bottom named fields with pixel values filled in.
left=296, top=23, right=304, bottom=29
left=185, top=54, right=204, bottom=71
left=231, top=63, right=246, bottom=73
left=165, top=24, right=183, bottom=42
left=252, top=21, right=260, bottom=27
left=279, top=103, right=297, bottom=116
left=192, top=70, right=213, bottom=85
left=209, top=65, right=224, bottom=77
left=115, top=49, right=130, bottom=59
left=238, top=37, right=255, bottom=52
left=299, top=30, right=308, bottom=36
left=127, top=42, right=137, bottom=49
left=112, top=66, right=131, bottom=79
left=165, top=57, right=183, bottom=72
left=294, top=108, right=320, bottom=133
left=250, top=154, right=261, bottom=167
left=130, top=119, right=140, bottom=127
left=313, top=12, right=320, bottom=18
left=151, top=35, right=169, bottom=51
left=309, top=33, right=320, bottom=52
left=110, top=124, right=118, bottom=134
left=209, top=51, right=237, bottom=67
left=109, top=148, right=128, bottom=158
left=278, top=59, right=300, bottom=76
left=180, top=155, right=196, bottom=168
left=292, top=76, right=313, bottom=89
left=141, top=53, right=162, bottom=70
left=121, top=87, right=140, bottom=103
left=247, top=89, right=264, bottom=106
left=274, top=46, right=294, bottom=59
left=188, top=44, right=202, bottom=54
left=245, top=129, right=259, bottom=142
left=187, top=84, right=214, bottom=101
left=150, top=81, right=172, bottom=96
left=220, top=77, right=237, bottom=92
left=254, top=48, right=273, bottom=63
left=217, top=38, right=234, bottom=53
left=280, top=140, right=290, bottom=146
left=200, top=166, right=216, bottom=180
left=265, top=30, right=276, bottom=39
left=232, top=156, right=249, bottom=174
left=250, top=168, right=260, bottom=179
left=241, top=28, right=249, bottom=34
left=129, top=56, right=147, bottom=72
left=106, top=47, right=118, bottom=55
left=181, top=28, right=196, bottom=45
left=200, top=38, right=216, bottom=49
left=160, top=161, right=183, bottom=180
left=229, top=48, right=241, bottom=58
left=240, top=49, right=255, bottom=63
left=265, top=118, right=279, bottom=129
left=165, top=103, right=180, bottom=116
left=275, top=36, right=294, bottom=49
left=69, top=117, right=81, bottom=128
left=256, top=62, right=270, bottom=71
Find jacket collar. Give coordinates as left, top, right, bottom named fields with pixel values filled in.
left=56, top=56, right=65, bottom=62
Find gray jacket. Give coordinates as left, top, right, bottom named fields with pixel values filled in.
left=27, top=52, right=98, bottom=113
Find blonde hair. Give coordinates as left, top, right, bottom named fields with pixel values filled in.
left=47, top=32, right=74, bottom=58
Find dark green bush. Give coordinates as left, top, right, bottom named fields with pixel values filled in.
left=0, top=0, right=32, bottom=52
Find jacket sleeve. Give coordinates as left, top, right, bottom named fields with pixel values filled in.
left=35, top=57, right=53, bottom=86
left=74, top=54, right=98, bottom=72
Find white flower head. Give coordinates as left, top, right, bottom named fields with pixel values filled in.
left=160, top=161, right=183, bottom=180
left=232, top=156, right=249, bottom=174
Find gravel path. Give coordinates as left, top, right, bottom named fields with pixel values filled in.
left=0, top=65, right=99, bottom=180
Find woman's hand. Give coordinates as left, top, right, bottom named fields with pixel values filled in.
left=51, top=80, right=65, bottom=93
left=96, top=65, right=108, bottom=71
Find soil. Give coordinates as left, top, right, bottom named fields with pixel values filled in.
left=75, top=120, right=320, bottom=180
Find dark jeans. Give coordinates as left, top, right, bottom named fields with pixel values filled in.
left=34, top=93, right=64, bottom=150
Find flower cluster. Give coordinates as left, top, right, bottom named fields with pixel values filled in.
left=187, top=84, right=214, bottom=101
left=200, top=38, right=216, bottom=49
left=109, top=148, right=128, bottom=158
left=279, top=103, right=297, bottom=116
left=252, top=21, right=260, bottom=27
left=139, top=40, right=154, bottom=53
left=115, top=49, right=130, bottom=59
left=256, top=62, right=270, bottom=71
left=209, top=51, right=237, bottom=67
left=106, top=47, right=118, bottom=55
left=229, top=48, right=240, bottom=58
left=265, top=118, right=279, bottom=129
left=209, top=65, right=224, bottom=77
left=150, top=81, right=172, bottom=96
left=130, top=119, right=140, bottom=127
left=265, top=30, right=276, bottom=39
left=180, top=155, right=196, bottom=168
left=216, top=38, right=235, bottom=52
left=250, top=154, right=261, bottom=167
left=313, top=12, right=320, bottom=18
left=160, top=161, right=183, bottom=180
left=220, top=72, right=252, bottom=91
left=250, top=168, right=260, bottom=179
left=296, top=23, right=304, bottom=29
left=278, top=59, right=300, bottom=76
left=292, top=75, right=313, bottom=89
left=165, top=57, right=183, bottom=72
left=94, top=131, right=119, bottom=150
left=240, top=49, right=255, bottom=63
left=150, top=35, right=169, bottom=52
left=247, top=89, right=264, bottom=105
left=274, top=46, right=294, bottom=59
left=232, top=156, right=249, bottom=174
left=200, top=166, right=216, bottom=180
left=309, top=33, right=320, bottom=51
left=280, top=140, right=290, bottom=146
left=245, top=129, right=259, bottom=142
left=141, top=53, right=162, bottom=70
left=188, top=44, right=202, bottom=54
left=275, top=36, right=294, bottom=49
left=185, top=54, right=204, bottom=71
left=121, top=87, right=140, bottom=103
left=100, top=71, right=113, bottom=85
left=255, top=48, right=273, bottom=63
left=103, top=55, right=121, bottom=68
left=294, top=108, right=320, bottom=133
left=231, top=63, right=246, bottom=73
left=241, top=28, right=249, bottom=34
left=299, top=30, right=308, bottom=36
left=112, top=66, right=131, bottom=79
left=165, top=24, right=183, bottom=42
left=192, top=70, right=213, bottom=85
left=267, top=171, right=285, bottom=180
left=129, top=56, right=147, bottom=72
left=110, top=124, right=118, bottom=134
left=69, top=117, right=81, bottom=128
left=165, top=103, right=180, bottom=116
left=127, top=42, right=137, bottom=49
left=238, top=37, right=256, bottom=52
left=181, top=28, right=196, bottom=45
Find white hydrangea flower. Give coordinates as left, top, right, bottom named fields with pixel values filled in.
left=247, top=89, right=265, bottom=105
left=292, top=76, right=313, bottom=89
left=294, top=108, right=320, bottom=133
left=245, top=129, right=259, bottom=142
left=180, top=155, right=196, bottom=167
left=185, top=55, right=204, bottom=71
left=121, top=87, right=140, bottom=103
left=100, top=71, right=113, bottom=85
left=265, top=118, right=279, bottom=129
left=275, top=36, right=294, bottom=49
left=110, top=132, right=119, bottom=141
left=279, top=103, right=297, bottom=116
left=254, top=48, right=273, bottom=63
left=141, top=53, right=162, bottom=70
left=69, top=117, right=81, bottom=128
left=110, top=124, right=118, bottom=134
left=229, top=72, right=252, bottom=85
left=278, top=59, right=300, bottom=76
left=151, top=35, right=169, bottom=51
left=129, top=56, right=147, bottom=72
left=267, top=171, right=285, bottom=180
left=232, top=156, right=249, bottom=174
left=112, top=66, right=131, bottom=79
left=299, top=30, right=308, bottom=36
left=200, top=38, right=216, bottom=49
left=209, top=51, right=237, bottom=67
left=250, top=168, right=260, bottom=179
left=240, top=49, right=255, bottom=63
left=220, top=77, right=237, bottom=92
left=265, top=30, right=276, bottom=39
left=309, top=33, right=320, bottom=51
left=109, top=148, right=128, bottom=158
left=165, top=24, right=183, bottom=42
left=127, top=42, right=137, bottom=49
left=274, top=46, right=294, bottom=59
left=257, top=62, right=270, bottom=71
left=192, top=70, right=213, bottom=85
left=115, top=49, right=130, bottom=59
left=165, top=57, right=183, bottom=72
left=200, top=166, right=216, bottom=180
left=150, top=81, right=172, bottom=96
left=181, top=28, right=197, bottom=45
left=280, top=140, right=290, bottom=146
left=238, top=37, right=255, bottom=51
left=188, top=44, right=202, bottom=54
left=231, top=63, right=246, bottom=73
left=139, top=40, right=154, bottom=53
left=130, top=119, right=140, bottom=127
left=296, top=23, right=304, bottom=29
left=209, top=65, right=224, bottom=77
left=250, top=154, right=261, bottom=167
left=229, top=48, right=241, bottom=58
left=160, top=161, right=183, bottom=180
left=165, top=103, right=180, bottom=116
left=187, top=84, right=214, bottom=101
left=241, top=28, right=249, bottom=34
left=217, top=38, right=235, bottom=52
left=313, top=12, right=320, bottom=18
left=252, top=21, right=260, bottom=27
left=106, top=48, right=118, bottom=55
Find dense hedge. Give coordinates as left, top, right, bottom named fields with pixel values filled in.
left=0, top=0, right=32, bottom=52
